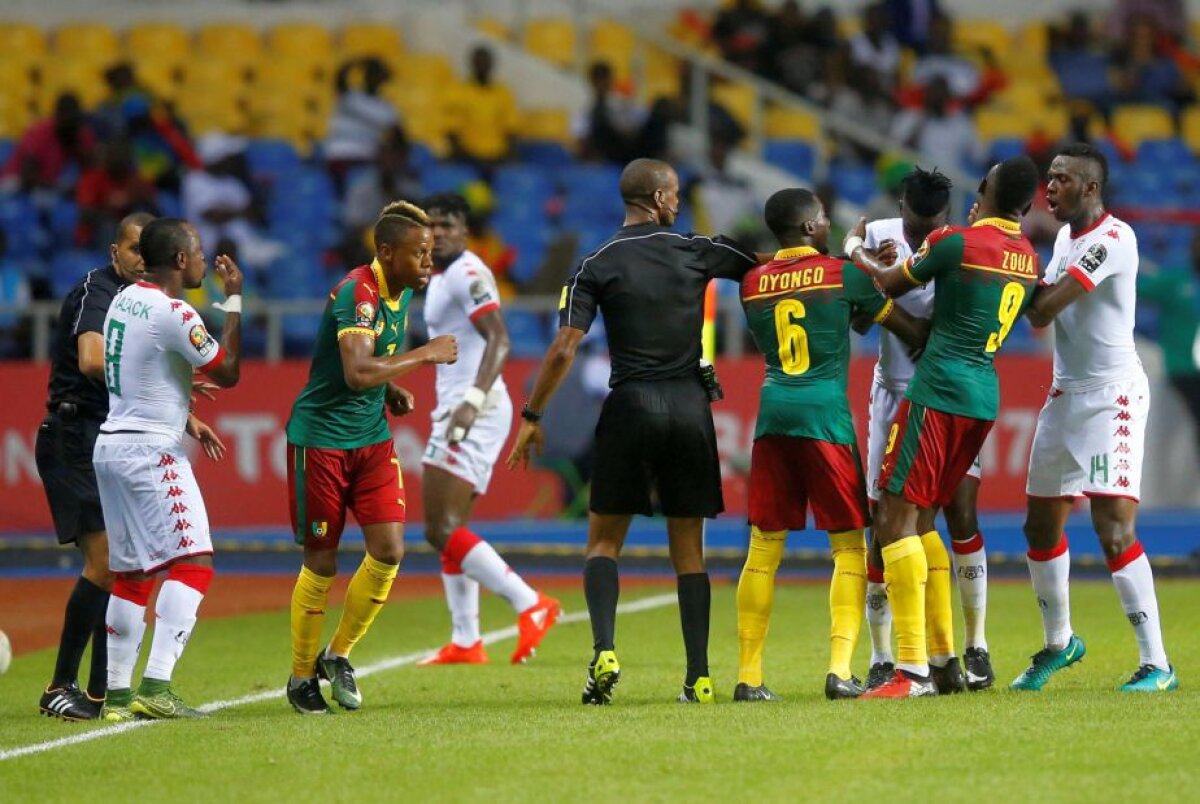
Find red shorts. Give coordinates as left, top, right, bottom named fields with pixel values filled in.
left=748, top=435, right=870, bottom=533
left=876, top=399, right=992, bottom=509
left=287, top=441, right=406, bottom=550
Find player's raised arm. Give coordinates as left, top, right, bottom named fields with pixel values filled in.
left=339, top=332, right=457, bottom=391
left=204, top=253, right=244, bottom=388
left=844, top=218, right=923, bottom=297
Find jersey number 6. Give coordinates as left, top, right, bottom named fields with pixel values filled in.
left=774, top=299, right=810, bottom=375
left=985, top=282, right=1026, bottom=354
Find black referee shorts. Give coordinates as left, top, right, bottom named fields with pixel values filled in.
left=35, top=414, right=105, bottom=545
left=590, top=378, right=724, bottom=518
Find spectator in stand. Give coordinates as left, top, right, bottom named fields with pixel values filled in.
left=94, top=63, right=199, bottom=193
left=890, top=76, right=983, bottom=172
left=1, top=93, right=96, bottom=195
left=1111, top=15, right=1194, bottom=115
left=1108, top=0, right=1186, bottom=44
left=75, top=139, right=159, bottom=249
left=850, top=2, right=901, bottom=91
left=828, top=49, right=898, bottom=162
left=887, top=0, right=942, bottom=53
left=341, top=125, right=422, bottom=266
left=907, top=13, right=982, bottom=102
left=573, top=61, right=646, bottom=165
left=691, top=135, right=761, bottom=239
left=761, top=0, right=808, bottom=85
left=772, top=5, right=842, bottom=100
left=0, top=230, right=32, bottom=357
left=1138, top=230, right=1200, bottom=460
left=324, top=57, right=401, bottom=185
left=462, top=181, right=518, bottom=297
left=183, top=134, right=283, bottom=272
left=447, top=45, right=519, bottom=171
left=711, top=0, right=771, bottom=74
left=1050, top=12, right=1115, bottom=118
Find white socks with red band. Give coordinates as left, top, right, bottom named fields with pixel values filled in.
left=1027, top=534, right=1073, bottom=651
left=440, top=548, right=482, bottom=648
left=951, top=532, right=988, bottom=651
left=1108, top=540, right=1170, bottom=671
left=445, top=527, right=539, bottom=614
left=144, top=564, right=212, bottom=683
left=106, top=578, right=152, bottom=691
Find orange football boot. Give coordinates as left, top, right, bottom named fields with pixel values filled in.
left=511, top=592, right=562, bottom=664
left=418, top=641, right=489, bottom=665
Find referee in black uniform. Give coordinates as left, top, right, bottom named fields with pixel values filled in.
left=507, top=158, right=757, bottom=704
left=34, top=213, right=154, bottom=720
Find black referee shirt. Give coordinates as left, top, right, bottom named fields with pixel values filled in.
left=45, top=265, right=129, bottom=418
left=559, top=222, right=756, bottom=386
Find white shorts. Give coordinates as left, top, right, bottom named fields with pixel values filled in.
left=93, top=432, right=212, bottom=573
left=866, top=379, right=981, bottom=502
left=1026, top=374, right=1149, bottom=501
left=421, top=391, right=513, bottom=495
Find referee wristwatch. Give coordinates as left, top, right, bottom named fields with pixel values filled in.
left=521, top=403, right=543, bottom=423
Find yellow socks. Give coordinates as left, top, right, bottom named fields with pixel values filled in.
left=828, top=529, right=867, bottom=680
left=291, top=565, right=334, bottom=679
left=882, top=535, right=929, bottom=675
left=330, top=554, right=399, bottom=658
left=736, top=527, right=786, bottom=686
left=921, top=530, right=956, bottom=665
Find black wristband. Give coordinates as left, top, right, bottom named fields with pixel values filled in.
left=521, top=404, right=543, bottom=423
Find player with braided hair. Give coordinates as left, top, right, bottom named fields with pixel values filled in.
left=284, top=201, right=458, bottom=714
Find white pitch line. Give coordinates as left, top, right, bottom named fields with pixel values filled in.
left=0, top=592, right=677, bottom=763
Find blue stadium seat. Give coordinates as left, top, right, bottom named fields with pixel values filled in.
left=516, top=141, right=573, bottom=168
left=763, top=139, right=816, bottom=179
left=1137, top=138, right=1193, bottom=168
left=282, top=313, right=323, bottom=356
left=494, top=165, right=555, bottom=202
left=0, top=196, right=42, bottom=258
left=421, top=162, right=481, bottom=195
left=504, top=309, right=551, bottom=357
left=50, top=250, right=104, bottom=298
left=157, top=191, right=184, bottom=219
left=408, top=143, right=437, bottom=172
left=246, top=139, right=301, bottom=182
left=0, top=139, right=13, bottom=167
left=988, top=137, right=1026, bottom=163
left=48, top=198, right=78, bottom=242
left=831, top=164, right=877, bottom=206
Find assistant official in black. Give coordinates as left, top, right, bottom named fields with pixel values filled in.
left=508, top=158, right=756, bottom=705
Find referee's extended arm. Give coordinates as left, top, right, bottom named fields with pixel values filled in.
left=77, top=332, right=106, bottom=381
left=505, top=326, right=585, bottom=470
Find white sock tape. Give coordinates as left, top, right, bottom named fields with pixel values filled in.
left=214, top=294, right=242, bottom=314
left=461, top=386, right=487, bottom=411
left=844, top=236, right=864, bottom=256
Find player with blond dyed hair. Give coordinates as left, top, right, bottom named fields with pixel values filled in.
left=284, top=201, right=458, bottom=714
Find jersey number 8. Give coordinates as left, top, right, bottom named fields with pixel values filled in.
left=104, top=319, right=126, bottom=396
left=985, top=282, right=1026, bottom=354
left=773, top=299, right=810, bottom=375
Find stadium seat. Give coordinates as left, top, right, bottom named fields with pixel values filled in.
left=1113, top=105, right=1177, bottom=149
left=40, top=60, right=107, bottom=109
left=504, top=309, right=551, bottom=357
left=1138, top=138, right=1194, bottom=168
left=134, top=57, right=183, bottom=101
left=493, top=165, right=555, bottom=203
left=641, top=50, right=681, bottom=104
left=125, top=22, right=190, bottom=56
left=339, top=23, right=404, bottom=63
left=515, top=141, right=573, bottom=167
left=393, top=53, right=455, bottom=90
left=763, top=140, right=816, bottom=179
left=195, top=22, right=262, bottom=72
left=268, top=23, right=333, bottom=57
left=422, top=162, right=482, bottom=194
left=0, top=139, right=13, bottom=166
left=48, top=198, right=78, bottom=242
left=0, top=23, right=47, bottom=57
left=976, top=108, right=1035, bottom=141
left=246, top=139, right=302, bottom=181
left=0, top=196, right=43, bottom=259
left=181, top=60, right=247, bottom=95
left=986, top=136, right=1027, bottom=162
left=50, top=250, right=102, bottom=298
left=953, top=19, right=1011, bottom=62
left=520, top=109, right=571, bottom=144
left=1183, top=106, right=1200, bottom=155
left=174, top=93, right=248, bottom=136
left=54, top=23, right=120, bottom=62
left=523, top=18, right=577, bottom=69
left=475, top=18, right=511, bottom=41
left=831, top=163, right=877, bottom=206
left=712, top=82, right=757, bottom=131
left=764, top=106, right=819, bottom=140
left=589, top=20, right=635, bottom=79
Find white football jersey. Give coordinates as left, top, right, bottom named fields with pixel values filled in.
left=1043, top=213, right=1142, bottom=392
left=423, top=250, right=509, bottom=418
left=865, top=218, right=934, bottom=390
left=101, top=282, right=223, bottom=438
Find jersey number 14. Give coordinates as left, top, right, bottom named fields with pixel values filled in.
left=104, top=319, right=126, bottom=396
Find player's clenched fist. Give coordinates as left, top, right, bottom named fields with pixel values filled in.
left=214, top=254, right=244, bottom=297
left=422, top=334, right=458, bottom=364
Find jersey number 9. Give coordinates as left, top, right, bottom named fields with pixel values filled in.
left=104, top=319, right=126, bottom=396
left=985, top=282, right=1026, bottom=354
left=773, top=299, right=810, bottom=375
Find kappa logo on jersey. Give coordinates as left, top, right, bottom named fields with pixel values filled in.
left=356, top=301, right=375, bottom=328
left=170, top=502, right=189, bottom=514
left=165, top=486, right=185, bottom=498
left=1079, top=243, right=1107, bottom=274
left=1105, top=228, right=1121, bottom=240
left=158, top=454, right=177, bottom=467
left=161, top=469, right=180, bottom=482
left=1114, top=426, right=1131, bottom=437
left=312, top=521, right=328, bottom=538
left=173, top=519, right=193, bottom=532
left=1115, top=410, right=1132, bottom=421
left=171, top=301, right=183, bottom=311
left=189, top=324, right=216, bottom=358
left=469, top=278, right=495, bottom=305
left=1117, top=395, right=1130, bottom=406
left=181, top=310, right=195, bottom=324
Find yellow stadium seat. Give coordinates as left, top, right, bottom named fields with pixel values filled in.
left=1015, top=20, right=1049, bottom=61
left=269, top=23, right=333, bottom=58
left=1182, top=107, right=1200, bottom=154
left=0, top=23, right=47, bottom=56
left=476, top=18, right=510, bottom=41
left=54, top=23, right=120, bottom=61
left=175, top=94, right=248, bottom=136
left=180, top=61, right=247, bottom=101
left=764, top=106, right=819, bottom=139
left=1029, top=106, right=1070, bottom=141
left=712, top=82, right=758, bottom=131
left=1112, top=104, right=1176, bottom=147
left=524, top=18, right=576, bottom=68
left=520, top=108, right=571, bottom=143
left=975, top=108, right=1034, bottom=140
left=992, top=81, right=1059, bottom=116
left=126, top=22, right=190, bottom=56
left=134, top=57, right=183, bottom=101
left=640, top=50, right=680, bottom=103
left=41, top=60, right=107, bottom=108
left=953, top=19, right=1011, bottom=61
left=340, top=24, right=404, bottom=62
left=195, top=22, right=262, bottom=71
left=394, top=53, right=455, bottom=89
left=254, top=60, right=322, bottom=92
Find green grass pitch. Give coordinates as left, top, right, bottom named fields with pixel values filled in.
left=0, top=578, right=1196, bottom=802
